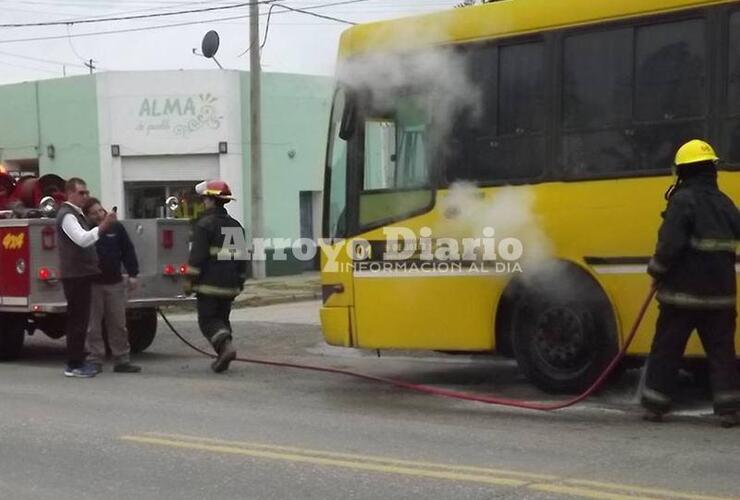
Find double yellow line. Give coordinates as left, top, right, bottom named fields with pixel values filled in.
left=121, top=432, right=736, bottom=500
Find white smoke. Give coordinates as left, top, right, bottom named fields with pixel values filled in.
left=336, top=28, right=482, bottom=152
left=437, top=182, right=554, bottom=273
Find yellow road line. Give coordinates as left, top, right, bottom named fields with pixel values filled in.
left=122, top=434, right=739, bottom=500
left=120, top=435, right=526, bottom=487
left=529, top=484, right=658, bottom=500
left=141, top=431, right=557, bottom=481
left=563, top=480, right=740, bottom=500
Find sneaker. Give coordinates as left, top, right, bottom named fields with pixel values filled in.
left=64, top=362, right=98, bottom=378
left=90, top=362, right=103, bottom=374
left=113, top=363, right=142, bottom=373
left=211, top=340, right=236, bottom=373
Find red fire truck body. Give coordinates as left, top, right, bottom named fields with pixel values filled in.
left=0, top=173, right=193, bottom=360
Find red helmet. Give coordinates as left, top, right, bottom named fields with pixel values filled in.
left=195, top=179, right=235, bottom=201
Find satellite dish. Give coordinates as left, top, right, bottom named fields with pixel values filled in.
left=202, top=30, right=220, bottom=59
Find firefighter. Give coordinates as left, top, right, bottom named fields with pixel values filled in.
left=642, top=139, right=740, bottom=427
left=184, top=180, right=247, bottom=373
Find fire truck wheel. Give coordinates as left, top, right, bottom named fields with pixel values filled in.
left=511, top=262, right=618, bottom=394
left=126, top=308, right=158, bottom=353
left=0, top=313, right=27, bottom=361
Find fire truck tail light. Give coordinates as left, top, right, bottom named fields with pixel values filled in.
left=179, top=264, right=188, bottom=275
left=163, top=264, right=176, bottom=276
left=162, top=229, right=174, bottom=249
left=38, top=267, right=52, bottom=281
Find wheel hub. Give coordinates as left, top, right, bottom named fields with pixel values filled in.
left=533, top=306, right=590, bottom=370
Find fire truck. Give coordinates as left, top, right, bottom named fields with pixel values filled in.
left=0, top=171, right=193, bottom=360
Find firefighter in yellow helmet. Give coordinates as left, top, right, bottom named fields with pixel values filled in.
left=642, top=140, right=740, bottom=427
left=184, top=180, right=247, bottom=372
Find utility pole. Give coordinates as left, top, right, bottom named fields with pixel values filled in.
left=249, top=0, right=266, bottom=279
left=84, top=59, right=95, bottom=74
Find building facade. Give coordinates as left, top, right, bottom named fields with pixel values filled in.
left=0, top=70, right=333, bottom=275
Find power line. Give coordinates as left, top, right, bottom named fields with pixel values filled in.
left=0, top=57, right=62, bottom=75
left=271, top=2, right=355, bottom=24
left=0, top=49, right=88, bottom=69
left=0, top=1, right=276, bottom=28
left=0, top=0, right=371, bottom=45
left=238, top=0, right=355, bottom=57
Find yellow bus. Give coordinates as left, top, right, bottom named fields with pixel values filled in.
left=320, top=0, right=740, bottom=393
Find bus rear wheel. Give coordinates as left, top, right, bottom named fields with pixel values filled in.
left=512, top=267, right=618, bottom=394
left=0, top=313, right=26, bottom=361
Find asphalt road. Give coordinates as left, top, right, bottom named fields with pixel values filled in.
left=1, top=301, right=738, bottom=500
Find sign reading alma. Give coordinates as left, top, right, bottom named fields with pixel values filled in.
left=135, top=93, right=223, bottom=138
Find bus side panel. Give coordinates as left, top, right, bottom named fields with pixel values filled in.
left=353, top=274, right=502, bottom=350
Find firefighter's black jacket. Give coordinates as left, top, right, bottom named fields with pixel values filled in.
left=186, top=206, right=248, bottom=298
left=648, top=171, right=740, bottom=308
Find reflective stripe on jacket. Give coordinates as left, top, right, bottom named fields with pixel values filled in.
left=648, top=172, right=740, bottom=309
left=186, top=206, right=248, bottom=299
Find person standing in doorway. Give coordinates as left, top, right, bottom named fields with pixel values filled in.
left=83, top=198, right=142, bottom=374
left=56, top=178, right=116, bottom=378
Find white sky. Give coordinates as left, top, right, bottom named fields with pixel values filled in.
left=0, top=0, right=457, bottom=85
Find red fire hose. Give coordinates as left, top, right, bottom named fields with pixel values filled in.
left=158, top=286, right=657, bottom=411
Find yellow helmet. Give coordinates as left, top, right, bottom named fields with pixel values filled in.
left=674, top=139, right=719, bottom=167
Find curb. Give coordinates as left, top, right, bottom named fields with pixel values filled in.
left=233, top=292, right=321, bottom=308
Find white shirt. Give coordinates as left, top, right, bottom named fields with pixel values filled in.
left=61, top=202, right=99, bottom=248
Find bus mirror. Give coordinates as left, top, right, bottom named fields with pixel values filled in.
left=339, top=91, right=357, bottom=140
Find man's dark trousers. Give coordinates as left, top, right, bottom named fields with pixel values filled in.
left=62, top=276, right=94, bottom=367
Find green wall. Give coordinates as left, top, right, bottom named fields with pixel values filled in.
left=0, top=75, right=100, bottom=194
left=38, top=76, right=101, bottom=195
left=241, top=72, right=333, bottom=275
left=0, top=82, right=39, bottom=160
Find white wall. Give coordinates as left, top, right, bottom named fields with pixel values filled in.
left=96, top=70, right=244, bottom=221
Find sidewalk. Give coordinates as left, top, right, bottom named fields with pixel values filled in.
left=233, top=271, right=321, bottom=307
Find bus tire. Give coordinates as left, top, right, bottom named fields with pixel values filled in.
left=0, top=313, right=26, bottom=361
left=126, top=308, right=158, bottom=354
left=512, top=264, right=618, bottom=394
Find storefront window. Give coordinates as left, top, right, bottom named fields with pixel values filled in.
left=125, top=181, right=203, bottom=219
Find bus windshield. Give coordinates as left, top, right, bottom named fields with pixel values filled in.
left=325, top=85, right=436, bottom=238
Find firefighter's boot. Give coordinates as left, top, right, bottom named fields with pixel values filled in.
left=211, top=335, right=237, bottom=373
left=720, top=412, right=738, bottom=429
left=642, top=410, right=665, bottom=423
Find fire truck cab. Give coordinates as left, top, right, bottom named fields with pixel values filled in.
left=0, top=173, right=193, bottom=360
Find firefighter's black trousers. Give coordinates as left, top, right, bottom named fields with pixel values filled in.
left=643, top=304, right=740, bottom=414
left=196, top=294, right=234, bottom=351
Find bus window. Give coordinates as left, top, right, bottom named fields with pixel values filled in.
left=635, top=19, right=706, bottom=122
left=724, top=11, right=740, bottom=163
left=563, top=29, right=632, bottom=130
left=358, top=93, right=433, bottom=230
left=447, top=42, right=545, bottom=184
left=561, top=28, right=633, bottom=176
left=494, top=41, right=546, bottom=180
left=325, top=88, right=349, bottom=238
left=499, top=42, right=545, bottom=135
left=633, top=19, right=707, bottom=170
left=363, top=119, right=396, bottom=190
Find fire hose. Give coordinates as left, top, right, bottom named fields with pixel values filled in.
left=157, top=285, right=656, bottom=411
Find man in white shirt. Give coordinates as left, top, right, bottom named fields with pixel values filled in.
left=55, top=177, right=116, bottom=378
